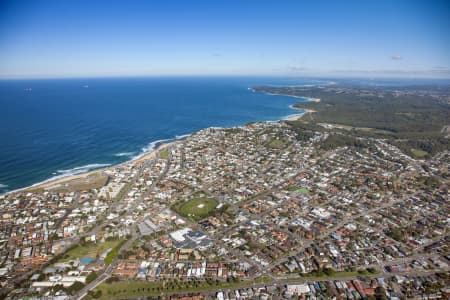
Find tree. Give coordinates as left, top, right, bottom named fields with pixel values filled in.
left=67, top=281, right=85, bottom=294
left=86, top=272, right=98, bottom=284
left=88, top=290, right=102, bottom=299
left=323, top=268, right=335, bottom=276
left=375, top=287, right=387, bottom=300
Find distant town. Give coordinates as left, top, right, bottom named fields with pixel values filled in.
left=0, top=84, right=449, bottom=300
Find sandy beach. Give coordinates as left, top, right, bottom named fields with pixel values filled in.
left=133, top=140, right=178, bottom=164
left=265, top=92, right=321, bottom=103
left=284, top=109, right=317, bottom=121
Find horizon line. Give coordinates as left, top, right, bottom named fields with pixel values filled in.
left=1, top=73, right=450, bottom=81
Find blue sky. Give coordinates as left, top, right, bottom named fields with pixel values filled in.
left=0, top=0, right=449, bottom=78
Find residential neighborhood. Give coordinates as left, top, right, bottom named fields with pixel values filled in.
left=0, top=120, right=448, bottom=299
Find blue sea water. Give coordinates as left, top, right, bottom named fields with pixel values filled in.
left=0, top=76, right=322, bottom=193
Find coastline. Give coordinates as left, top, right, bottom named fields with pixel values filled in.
left=1, top=137, right=185, bottom=196
left=283, top=108, right=317, bottom=121
left=1, top=89, right=316, bottom=196
left=249, top=88, right=320, bottom=121
left=267, top=93, right=320, bottom=103
left=248, top=87, right=321, bottom=103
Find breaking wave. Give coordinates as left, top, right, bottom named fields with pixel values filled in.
left=132, top=133, right=191, bottom=160
left=42, top=163, right=111, bottom=183
left=113, top=152, right=136, bottom=157
left=54, top=163, right=112, bottom=177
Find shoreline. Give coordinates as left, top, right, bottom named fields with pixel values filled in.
left=248, top=87, right=321, bottom=103
left=253, top=88, right=320, bottom=121
left=283, top=108, right=317, bottom=122
left=1, top=137, right=186, bottom=196
left=266, top=93, right=320, bottom=103
left=1, top=89, right=317, bottom=196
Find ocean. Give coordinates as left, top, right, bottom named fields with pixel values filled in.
left=0, top=76, right=323, bottom=193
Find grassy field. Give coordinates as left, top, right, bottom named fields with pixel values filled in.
left=411, top=148, right=428, bottom=158
left=59, top=239, right=124, bottom=262
left=172, top=197, right=218, bottom=221
left=28, top=172, right=109, bottom=193
left=94, top=277, right=271, bottom=300
left=104, top=240, right=126, bottom=265
left=267, top=138, right=288, bottom=149
left=62, top=173, right=109, bottom=191
left=92, top=269, right=379, bottom=300
left=286, top=185, right=309, bottom=194
left=286, top=184, right=299, bottom=191
left=160, top=149, right=169, bottom=159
